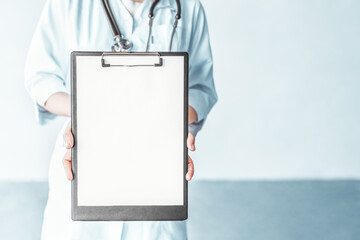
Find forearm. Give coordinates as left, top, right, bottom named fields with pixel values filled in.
left=43, top=92, right=71, bottom=117
left=44, top=93, right=196, bottom=123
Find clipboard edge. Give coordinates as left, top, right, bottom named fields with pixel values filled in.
left=70, top=51, right=189, bottom=221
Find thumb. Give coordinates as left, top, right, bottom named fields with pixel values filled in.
left=187, top=131, right=195, bottom=151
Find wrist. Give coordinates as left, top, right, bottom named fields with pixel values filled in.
left=188, top=106, right=198, bottom=124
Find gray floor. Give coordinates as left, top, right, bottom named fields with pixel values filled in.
left=0, top=181, right=359, bottom=240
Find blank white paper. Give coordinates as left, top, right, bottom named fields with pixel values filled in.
left=75, top=55, right=185, bottom=206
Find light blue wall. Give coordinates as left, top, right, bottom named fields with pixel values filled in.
left=196, top=0, right=360, bottom=179
left=0, top=0, right=67, bottom=181
left=0, top=0, right=359, bottom=181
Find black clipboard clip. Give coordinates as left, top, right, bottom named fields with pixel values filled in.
left=101, top=52, right=163, bottom=67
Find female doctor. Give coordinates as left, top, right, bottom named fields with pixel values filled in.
left=25, top=0, right=217, bottom=239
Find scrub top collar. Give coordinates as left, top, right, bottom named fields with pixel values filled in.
left=113, top=0, right=177, bottom=21
left=153, top=0, right=177, bottom=12
left=106, top=0, right=178, bottom=33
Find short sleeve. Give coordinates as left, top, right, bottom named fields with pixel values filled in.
left=24, top=0, right=69, bottom=125
left=187, top=1, right=218, bottom=136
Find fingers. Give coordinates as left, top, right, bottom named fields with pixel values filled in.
left=187, top=131, right=196, bottom=152
left=186, top=155, right=194, bottom=181
left=63, top=149, right=73, bottom=181
left=63, top=122, right=74, bottom=149
left=186, top=132, right=195, bottom=181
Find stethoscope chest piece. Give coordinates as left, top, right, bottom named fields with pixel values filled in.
left=113, top=35, right=131, bottom=52
left=101, top=0, right=181, bottom=52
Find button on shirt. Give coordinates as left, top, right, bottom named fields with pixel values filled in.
left=24, top=0, right=218, bottom=136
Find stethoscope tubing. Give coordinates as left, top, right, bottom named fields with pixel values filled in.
left=101, top=0, right=182, bottom=52
left=100, top=0, right=123, bottom=40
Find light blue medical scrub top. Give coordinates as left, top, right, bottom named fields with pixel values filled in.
left=24, top=0, right=218, bottom=136
left=24, top=0, right=217, bottom=239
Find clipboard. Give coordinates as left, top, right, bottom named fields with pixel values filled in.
left=71, top=52, right=188, bottom=221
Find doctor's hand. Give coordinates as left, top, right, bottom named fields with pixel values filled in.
left=62, top=121, right=196, bottom=182
left=63, top=121, right=74, bottom=181
left=186, top=131, right=195, bottom=181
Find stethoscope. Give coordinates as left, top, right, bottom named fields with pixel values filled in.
left=100, top=0, right=181, bottom=52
